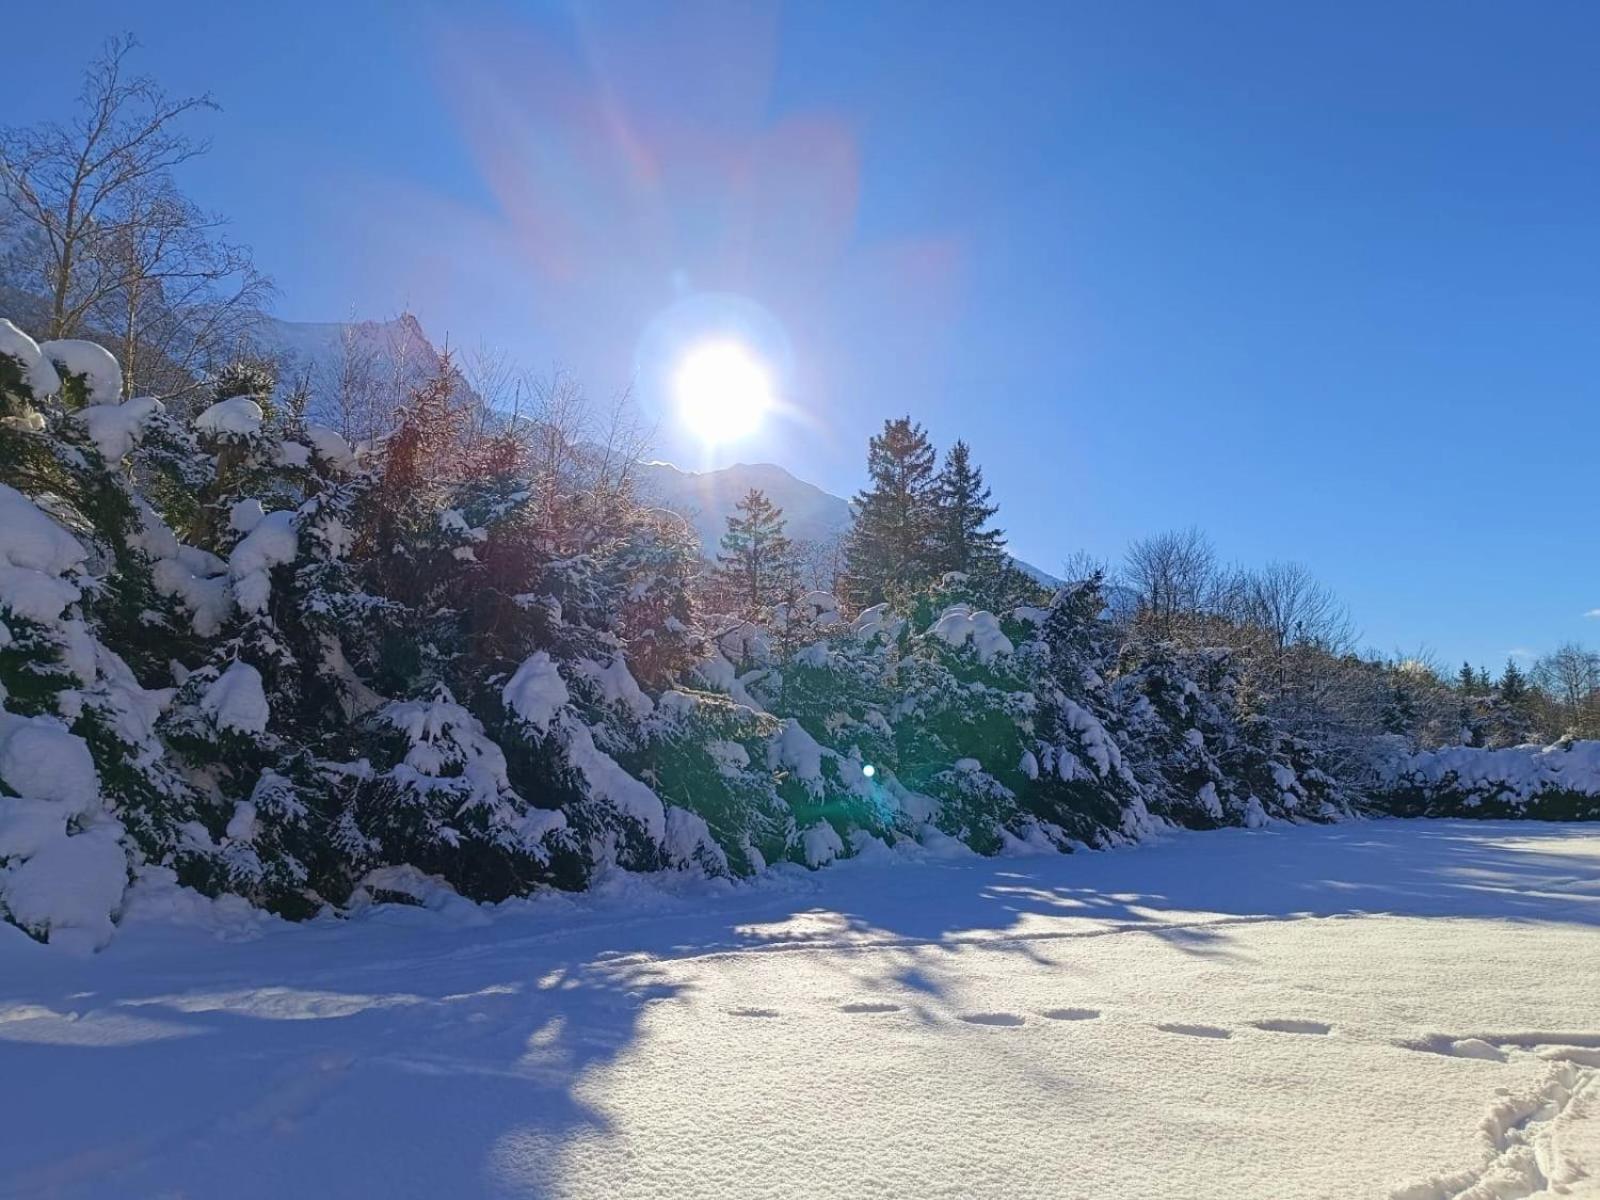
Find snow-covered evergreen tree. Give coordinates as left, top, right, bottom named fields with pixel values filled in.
left=843, top=416, right=938, bottom=607
left=930, top=440, right=1007, bottom=596
left=714, top=487, right=795, bottom=616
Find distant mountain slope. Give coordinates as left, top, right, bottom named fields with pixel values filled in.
left=635, top=459, right=852, bottom=552
left=636, top=458, right=1060, bottom=585
left=247, top=313, right=465, bottom=398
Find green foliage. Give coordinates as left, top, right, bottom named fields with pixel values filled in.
left=843, top=416, right=939, bottom=606
left=715, top=487, right=795, bottom=615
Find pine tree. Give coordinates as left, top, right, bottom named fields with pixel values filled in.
left=1457, top=661, right=1478, bottom=695
left=715, top=488, right=795, bottom=616
left=931, top=440, right=1007, bottom=590
left=842, top=416, right=938, bottom=607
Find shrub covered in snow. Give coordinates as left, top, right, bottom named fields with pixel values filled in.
left=0, top=320, right=1572, bottom=951
left=1378, top=741, right=1600, bottom=820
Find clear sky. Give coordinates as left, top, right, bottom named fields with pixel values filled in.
left=10, top=1, right=1599, bottom=670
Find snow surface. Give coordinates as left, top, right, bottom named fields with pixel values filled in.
left=38, top=339, right=122, bottom=404
left=1, top=820, right=1598, bottom=1198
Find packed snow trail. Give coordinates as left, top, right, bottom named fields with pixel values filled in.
left=3, top=820, right=1599, bottom=1199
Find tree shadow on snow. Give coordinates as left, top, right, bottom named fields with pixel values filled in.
left=1, top=818, right=1596, bottom=1198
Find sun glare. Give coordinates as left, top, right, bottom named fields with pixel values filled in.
left=673, top=340, right=773, bottom=444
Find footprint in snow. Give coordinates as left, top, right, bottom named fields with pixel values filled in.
left=1156, top=1023, right=1232, bottom=1039
left=1251, top=1019, right=1332, bottom=1036
left=727, top=1007, right=781, bottom=1019
left=1040, top=1008, right=1100, bottom=1022
left=1393, top=1035, right=1508, bottom=1062
left=959, top=1012, right=1026, bottom=1027
left=839, top=1002, right=901, bottom=1014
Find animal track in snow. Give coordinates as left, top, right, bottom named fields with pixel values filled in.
left=839, top=1002, right=901, bottom=1014
left=958, top=1012, right=1026, bottom=1027
left=1040, top=1008, right=1100, bottom=1021
left=727, top=1007, right=781, bottom=1019
left=1387, top=1033, right=1600, bottom=1200
left=1156, top=1023, right=1232, bottom=1039
left=1251, top=1019, right=1332, bottom=1036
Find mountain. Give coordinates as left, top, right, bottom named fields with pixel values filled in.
left=246, top=312, right=469, bottom=400
left=635, top=459, right=852, bottom=552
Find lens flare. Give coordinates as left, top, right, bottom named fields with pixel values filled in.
left=673, top=340, right=773, bottom=444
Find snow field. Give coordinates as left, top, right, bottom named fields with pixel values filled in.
left=1, top=820, right=1597, bottom=1199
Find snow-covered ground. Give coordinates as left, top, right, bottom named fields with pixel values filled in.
left=3, top=820, right=1598, bottom=1199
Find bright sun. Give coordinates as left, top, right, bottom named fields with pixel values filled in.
left=673, top=340, right=773, bottom=444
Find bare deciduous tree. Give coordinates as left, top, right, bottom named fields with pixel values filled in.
left=1122, top=527, right=1218, bottom=638
left=95, top=175, right=271, bottom=399
left=1532, top=643, right=1600, bottom=737
left=0, top=35, right=269, bottom=398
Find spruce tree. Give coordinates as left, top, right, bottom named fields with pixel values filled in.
left=1457, top=661, right=1478, bottom=695
left=1381, top=681, right=1420, bottom=739
left=931, top=440, right=1007, bottom=589
left=715, top=488, right=794, bottom=616
left=843, top=416, right=938, bottom=607
left=1499, top=658, right=1528, bottom=704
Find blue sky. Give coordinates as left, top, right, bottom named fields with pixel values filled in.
left=10, top=2, right=1599, bottom=670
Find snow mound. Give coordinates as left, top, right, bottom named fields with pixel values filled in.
left=39, top=338, right=122, bottom=404
left=929, top=604, right=1015, bottom=662
left=0, top=712, right=99, bottom=814
left=304, top=424, right=357, bottom=471
left=801, top=820, right=845, bottom=865
left=852, top=602, right=905, bottom=642
left=133, top=500, right=232, bottom=637
left=0, top=818, right=127, bottom=954
left=228, top=510, right=298, bottom=614
left=771, top=719, right=826, bottom=792
left=194, top=396, right=264, bottom=438
left=575, top=654, right=653, bottom=719
left=1059, top=697, right=1125, bottom=780
left=229, top=499, right=266, bottom=534
left=200, top=661, right=271, bottom=735
left=0, top=708, right=121, bottom=953
left=77, top=395, right=163, bottom=462
left=0, top=318, right=61, bottom=399
left=503, top=652, right=569, bottom=733
left=561, top=719, right=666, bottom=844
left=0, top=483, right=87, bottom=621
